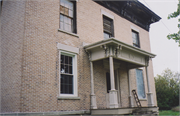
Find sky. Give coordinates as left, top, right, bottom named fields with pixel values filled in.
left=139, top=0, right=180, bottom=76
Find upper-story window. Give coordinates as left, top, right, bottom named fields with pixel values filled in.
left=103, top=15, right=114, bottom=39
left=60, top=0, right=76, bottom=33
left=132, top=30, right=140, bottom=48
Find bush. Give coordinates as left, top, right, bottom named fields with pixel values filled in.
left=155, top=69, right=180, bottom=110
left=171, top=106, right=180, bottom=112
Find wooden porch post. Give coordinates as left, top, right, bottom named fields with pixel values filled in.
left=145, top=58, right=154, bottom=107
left=127, top=69, right=134, bottom=107
left=90, top=61, right=97, bottom=109
left=109, top=46, right=118, bottom=108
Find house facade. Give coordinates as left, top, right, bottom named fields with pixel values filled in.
left=1, top=0, right=161, bottom=115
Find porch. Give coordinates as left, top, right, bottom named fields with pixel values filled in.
left=91, top=107, right=159, bottom=115
left=84, top=38, right=156, bottom=112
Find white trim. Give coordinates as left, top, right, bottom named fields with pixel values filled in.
left=59, top=50, right=78, bottom=97
left=101, top=9, right=114, bottom=20
left=57, top=43, right=79, bottom=54
left=58, top=29, right=79, bottom=38
left=131, top=25, right=139, bottom=32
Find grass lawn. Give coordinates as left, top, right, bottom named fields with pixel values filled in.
left=159, top=110, right=180, bottom=115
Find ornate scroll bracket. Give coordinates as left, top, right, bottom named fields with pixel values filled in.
left=114, top=45, right=122, bottom=57
left=85, top=49, right=92, bottom=61
left=145, top=57, right=150, bottom=66
left=100, top=44, right=109, bottom=57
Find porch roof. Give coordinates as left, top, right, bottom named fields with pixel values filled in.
left=84, top=38, right=156, bottom=67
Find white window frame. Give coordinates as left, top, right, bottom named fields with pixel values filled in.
left=59, top=50, right=78, bottom=97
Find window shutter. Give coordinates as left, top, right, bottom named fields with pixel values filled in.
left=103, top=18, right=112, bottom=34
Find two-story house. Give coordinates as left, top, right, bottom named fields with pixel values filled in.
left=1, top=0, right=161, bottom=115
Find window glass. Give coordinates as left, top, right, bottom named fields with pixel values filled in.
left=60, top=54, right=74, bottom=94
left=136, top=69, right=146, bottom=99
left=132, top=31, right=140, bottom=48
left=103, top=16, right=114, bottom=39
left=60, top=0, right=75, bottom=33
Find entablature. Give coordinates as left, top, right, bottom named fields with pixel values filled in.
left=84, top=38, right=156, bottom=68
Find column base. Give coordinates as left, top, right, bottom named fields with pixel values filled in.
left=147, top=92, right=154, bottom=107
left=91, top=94, right=97, bottom=109
left=129, top=95, right=134, bottom=107
left=109, top=90, right=118, bottom=108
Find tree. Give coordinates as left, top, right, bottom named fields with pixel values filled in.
left=155, top=69, right=180, bottom=110
left=167, top=0, right=180, bottom=46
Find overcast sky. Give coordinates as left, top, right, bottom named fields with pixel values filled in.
left=139, top=0, right=180, bottom=76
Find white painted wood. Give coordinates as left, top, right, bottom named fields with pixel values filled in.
left=90, top=61, right=97, bottom=109
left=145, top=66, right=154, bottom=106
left=101, top=9, right=114, bottom=19
left=57, top=43, right=79, bottom=54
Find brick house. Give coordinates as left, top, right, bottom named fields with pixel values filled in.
left=1, top=0, right=161, bottom=115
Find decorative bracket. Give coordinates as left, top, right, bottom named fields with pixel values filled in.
left=85, top=49, right=92, bottom=61
left=101, top=44, right=109, bottom=57
left=114, top=45, right=122, bottom=57
left=145, top=57, right=150, bottom=66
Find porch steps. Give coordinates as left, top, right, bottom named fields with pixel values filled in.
left=132, top=89, right=142, bottom=107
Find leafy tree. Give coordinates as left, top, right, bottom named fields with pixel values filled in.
left=155, top=69, right=180, bottom=110
left=167, top=0, right=180, bottom=46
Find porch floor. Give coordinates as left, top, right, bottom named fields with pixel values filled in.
left=91, top=107, right=159, bottom=115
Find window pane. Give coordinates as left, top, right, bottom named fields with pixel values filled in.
left=64, top=16, right=68, bottom=23
left=69, top=57, right=72, bottom=65
left=69, top=2, right=73, bottom=10
left=64, top=7, right=69, bottom=16
left=68, top=18, right=71, bottom=25
left=104, top=32, right=110, bottom=39
left=60, top=14, right=64, bottom=22
left=61, top=55, right=64, bottom=63
left=64, top=23, right=68, bottom=31
left=60, top=5, right=64, bottom=14
left=60, top=22, right=64, bottom=30
left=64, top=65, right=68, bottom=73
left=60, top=74, right=73, bottom=94
left=61, top=64, right=65, bottom=73
left=69, top=10, right=73, bottom=17
left=65, top=56, right=68, bottom=64
left=136, top=69, right=146, bottom=99
left=69, top=66, right=72, bottom=74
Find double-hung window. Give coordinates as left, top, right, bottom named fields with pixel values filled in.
left=60, top=0, right=76, bottom=33
left=136, top=69, right=146, bottom=99
left=60, top=51, right=77, bottom=97
left=103, top=15, right=114, bottom=39
left=132, top=30, right=140, bottom=48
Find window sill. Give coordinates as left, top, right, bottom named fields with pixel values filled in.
left=139, top=98, right=147, bottom=101
left=57, top=96, right=81, bottom=100
left=58, top=29, right=79, bottom=38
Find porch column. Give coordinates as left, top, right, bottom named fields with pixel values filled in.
left=109, top=46, right=118, bottom=108
left=127, top=69, right=134, bottom=107
left=145, top=66, right=154, bottom=107
left=90, top=61, right=97, bottom=109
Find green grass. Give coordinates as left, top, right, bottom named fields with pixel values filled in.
left=159, top=110, right=180, bottom=115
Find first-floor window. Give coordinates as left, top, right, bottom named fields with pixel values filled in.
left=60, top=51, right=77, bottom=96
left=136, top=69, right=146, bottom=99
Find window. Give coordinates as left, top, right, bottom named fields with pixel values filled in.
left=132, top=30, right=140, bottom=48
left=106, top=72, right=111, bottom=93
left=103, top=15, right=114, bottom=39
left=60, top=51, right=77, bottom=96
left=136, top=69, right=146, bottom=99
left=60, top=0, right=76, bottom=33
